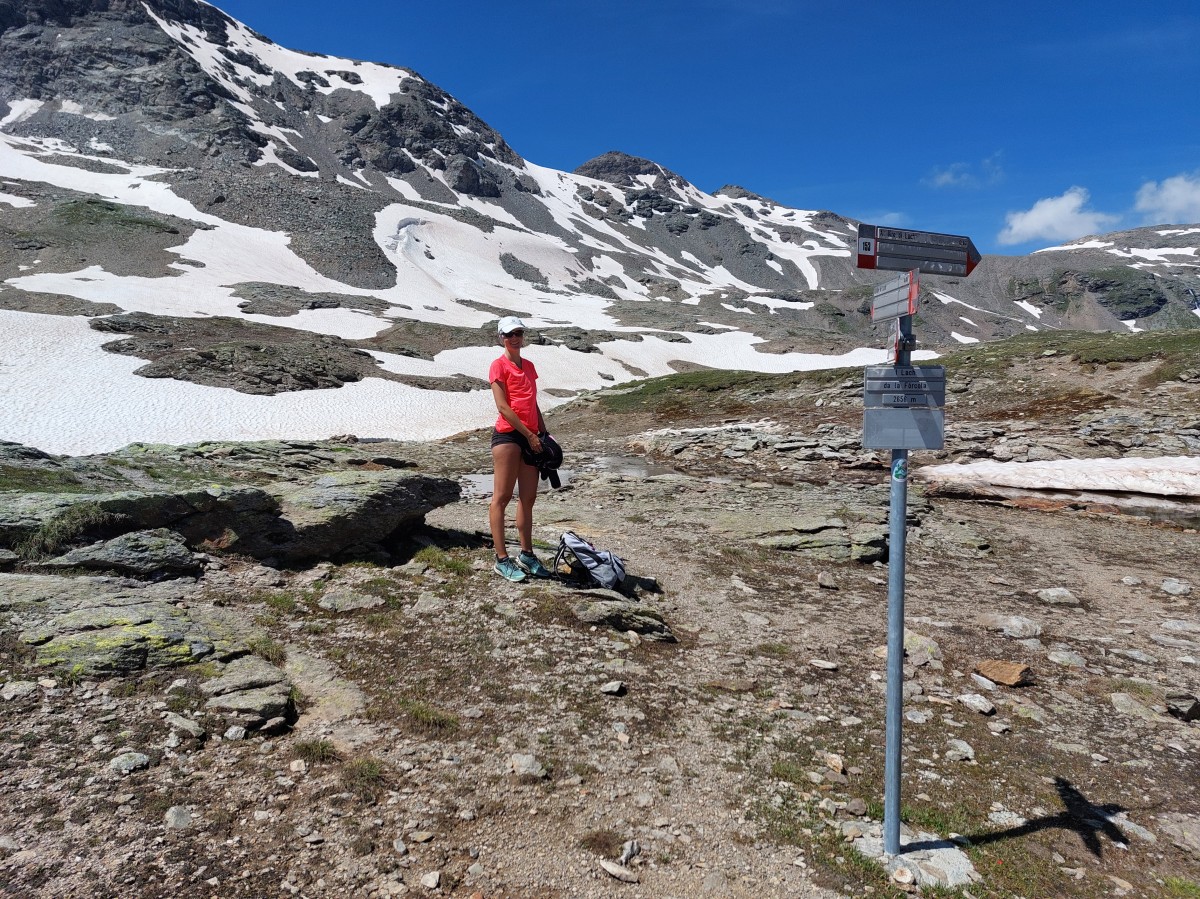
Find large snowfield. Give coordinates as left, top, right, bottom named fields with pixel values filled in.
left=0, top=129, right=898, bottom=456
left=1, top=7, right=1196, bottom=506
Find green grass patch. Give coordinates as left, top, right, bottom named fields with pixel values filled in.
left=579, top=828, right=623, bottom=858
left=16, top=503, right=121, bottom=559
left=0, top=465, right=88, bottom=493
left=264, top=593, right=298, bottom=614
left=355, top=576, right=407, bottom=605
left=942, top=329, right=1200, bottom=385
left=395, top=698, right=459, bottom=733
left=294, top=739, right=339, bottom=764
left=1166, top=877, right=1200, bottom=898
left=753, top=642, right=793, bottom=659
left=412, top=545, right=472, bottom=576
left=340, top=755, right=391, bottom=802
left=769, top=758, right=809, bottom=785
left=1110, top=677, right=1159, bottom=700
left=247, top=636, right=286, bottom=665
left=592, top=365, right=846, bottom=417
left=53, top=198, right=181, bottom=233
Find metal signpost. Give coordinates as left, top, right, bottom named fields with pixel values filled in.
left=857, top=224, right=978, bottom=856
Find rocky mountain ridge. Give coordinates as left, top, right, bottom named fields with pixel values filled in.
left=2, top=0, right=1197, bottom=357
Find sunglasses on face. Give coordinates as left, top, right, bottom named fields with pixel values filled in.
left=504, top=330, right=525, bottom=338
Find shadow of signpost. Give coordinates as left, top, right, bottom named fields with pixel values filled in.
left=956, top=777, right=1130, bottom=858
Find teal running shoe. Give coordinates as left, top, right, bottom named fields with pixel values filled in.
left=494, top=556, right=527, bottom=582
left=518, top=551, right=552, bottom=579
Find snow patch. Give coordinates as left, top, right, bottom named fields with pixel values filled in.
left=0, top=99, right=44, bottom=129
left=1034, top=239, right=1113, bottom=253
left=59, top=100, right=116, bottom=121
left=919, top=456, right=1200, bottom=497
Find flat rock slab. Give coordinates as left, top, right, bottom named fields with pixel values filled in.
left=2, top=573, right=251, bottom=675
left=204, top=684, right=292, bottom=720
left=0, top=486, right=275, bottom=550
left=284, top=648, right=367, bottom=733
left=202, top=655, right=293, bottom=720
left=975, top=659, right=1031, bottom=686
left=201, top=655, right=288, bottom=697
left=317, top=590, right=385, bottom=612
left=2, top=472, right=460, bottom=567
left=1110, top=692, right=1169, bottom=723
left=1160, top=813, right=1200, bottom=858
left=853, top=825, right=981, bottom=888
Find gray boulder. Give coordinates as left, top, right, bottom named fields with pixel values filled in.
left=239, top=470, right=460, bottom=563
left=979, top=613, right=1043, bottom=639
left=571, top=592, right=676, bottom=642
left=40, top=528, right=200, bottom=578
left=201, top=655, right=293, bottom=722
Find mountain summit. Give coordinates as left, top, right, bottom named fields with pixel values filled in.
left=0, top=0, right=1197, bottom=452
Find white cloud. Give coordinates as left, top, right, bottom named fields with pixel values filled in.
left=925, top=162, right=974, bottom=189
left=1135, top=172, right=1200, bottom=225
left=997, top=187, right=1118, bottom=246
left=923, top=153, right=1004, bottom=190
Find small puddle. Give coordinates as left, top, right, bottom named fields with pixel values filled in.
left=590, top=455, right=680, bottom=478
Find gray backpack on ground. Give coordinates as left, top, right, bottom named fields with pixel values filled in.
left=553, top=531, right=626, bottom=590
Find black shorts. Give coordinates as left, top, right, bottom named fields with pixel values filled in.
left=491, top=429, right=532, bottom=452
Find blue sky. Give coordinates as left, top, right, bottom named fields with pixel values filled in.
left=214, top=0, right=1200, bottom=256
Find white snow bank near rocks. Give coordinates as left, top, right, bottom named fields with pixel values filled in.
left=917, top=456, right=1200, bottom=497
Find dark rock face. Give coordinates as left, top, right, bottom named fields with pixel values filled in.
left=1, top=466, right=461, bottom=568
left=445, top=154, right=502, bottom=197
left=90, top=313, right=383, bottom=394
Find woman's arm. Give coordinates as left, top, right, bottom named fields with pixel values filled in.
left=491, top=382, right=542, bottom=449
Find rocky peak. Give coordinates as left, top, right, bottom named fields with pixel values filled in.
left=714, top=184, right=777, bottom=205
left=0, top=0, right=522, bottom=178
left=575, top=150, right=687, bottom=191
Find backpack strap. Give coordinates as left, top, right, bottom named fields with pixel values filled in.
left=552, top=531, right=575, bottom=574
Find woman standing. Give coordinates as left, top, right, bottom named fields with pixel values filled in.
left=488, top=316, right=552, bottom=582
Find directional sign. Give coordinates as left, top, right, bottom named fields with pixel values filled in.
left=857, top=224, right=981, bottom=277
left=863, top=365, right=946, bottom=450
left=871, top=270, right=919, bottom=323
left=864, top=365, right=946, bottom=407
left=863, top=408, right=945, bottom=450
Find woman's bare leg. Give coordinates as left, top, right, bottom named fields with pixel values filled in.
left=514, top=460, right=540, bottom=553
left=489, top=443, right=522, bottom=558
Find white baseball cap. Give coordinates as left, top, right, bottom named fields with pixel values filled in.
left=497, top=316, right=526, bottom=335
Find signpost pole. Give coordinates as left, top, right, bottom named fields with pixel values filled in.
left=882, top=312, right=914, bottom=856
left=857, top=222, right=976, bottom=858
